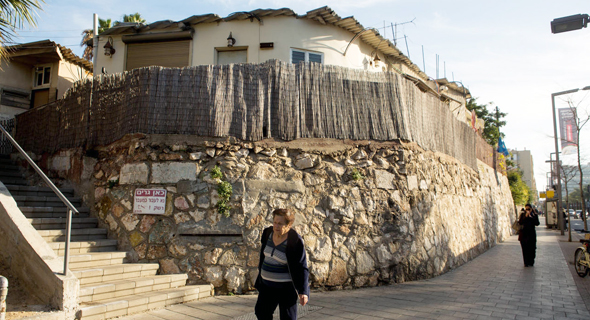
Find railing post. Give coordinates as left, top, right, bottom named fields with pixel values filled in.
left=0, top=275, right=7, bottom=320
left=63, top=209, right=73, bottom=275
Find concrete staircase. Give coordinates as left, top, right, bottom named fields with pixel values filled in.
left=0, top=155, right=212, bottom=319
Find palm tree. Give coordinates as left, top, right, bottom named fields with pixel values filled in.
left=80, top=15, right=146, bottom=61
left=118, top=12, right=145, bottom=24
left=80, top=18, right=112, bottom=61
left=0, top=0, right=44, bottom=62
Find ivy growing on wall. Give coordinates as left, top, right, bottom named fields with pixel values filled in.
left=210, top=165, right=233, bottom=217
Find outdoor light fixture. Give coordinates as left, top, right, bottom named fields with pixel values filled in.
left=227, top=32, right=236, bottom=47
left=551, top=14, right=589, bottom=34
left=103, top=37, right=115, bottom=57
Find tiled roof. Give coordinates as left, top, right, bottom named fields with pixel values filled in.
left=5, top=40, right=93, bottom=73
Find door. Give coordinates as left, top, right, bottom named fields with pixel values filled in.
left=32, top=89, right=50, bottom=108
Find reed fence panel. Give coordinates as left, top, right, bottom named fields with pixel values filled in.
left=15, top=60, right=503, bottom=171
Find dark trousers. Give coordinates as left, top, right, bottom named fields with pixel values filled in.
left=520, top=239, right=537, bottom=266
left=255, top=283, right=298, bottom=320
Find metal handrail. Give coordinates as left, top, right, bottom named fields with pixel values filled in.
left=0, top=124, right=78, bottom=275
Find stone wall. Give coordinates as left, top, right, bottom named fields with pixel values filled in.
left=19, top=134, right=515, bottom=294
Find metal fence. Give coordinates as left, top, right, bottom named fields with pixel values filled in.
left=0, top=117, right=15, bottom=155
left=15, top=60, right=494, bottom=171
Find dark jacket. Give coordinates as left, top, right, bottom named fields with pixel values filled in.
left=255, top=226, right=310, bottom=297
left=518, top=211, right=540, bottom=242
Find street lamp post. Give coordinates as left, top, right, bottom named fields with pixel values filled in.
left=551, top=87, right=590, bottom=234
left=545, top=152, right=560, bottom=230
left=552, top=89, right=579, bottom=235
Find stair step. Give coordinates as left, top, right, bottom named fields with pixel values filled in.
left=14, top=195, right=82, bottom=207
left=0, top=164, right=19, bottom=170
left=78, top=285, right=212, bottom=320
left=22, top=211, right=90, bottom=219
left=0, top=170, right=21, bottom=177
left=0, top=177, right=28, bottom=185
left=50, top=239, right=118, bottom=255
left=80, top=274, right=188, bottom=303
left=20, top=206, right=90, bottom=214
left=38, top=228, right=108, bottom=242
left=72, top=263, right=160, bottom=285
left=68, top=252, right=129, bottom=269
left=28, top=217, right=98, bottom=230
left=5, top=185, right=75, bottom=197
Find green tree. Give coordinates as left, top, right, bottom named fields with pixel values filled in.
left=0, top=0, right=44, bottom=62
left=466, top=98, right=507, bottom=146
left=508, top=169, right=530, bottom=205
left=116, top=12, right=145, bottom=25
left=568, top=186, right=590, bottom=204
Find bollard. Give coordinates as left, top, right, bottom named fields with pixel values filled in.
left=0, top=275, right=7, bottom=320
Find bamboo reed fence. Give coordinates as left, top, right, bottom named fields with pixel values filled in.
left=15, top=60, right=503, bottom=171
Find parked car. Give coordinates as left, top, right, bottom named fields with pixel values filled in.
left=568, top=209, right=576, bottom=218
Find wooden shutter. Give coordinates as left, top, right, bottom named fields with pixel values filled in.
left=125, top=40, right=190, bottom=71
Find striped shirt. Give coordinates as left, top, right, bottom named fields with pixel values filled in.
left=261, top=232, right=292, bottom=288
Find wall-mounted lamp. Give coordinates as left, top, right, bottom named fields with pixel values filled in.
left=227, top=32, right=236, bottom=47
left=104, top=37, right=115, bottom=57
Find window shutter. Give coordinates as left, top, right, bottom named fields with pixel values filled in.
left=308, top=53, right=322, bottom=63
left=126, top=40, right=190, bottom=71
left=291, top=50, right=305, bottom=64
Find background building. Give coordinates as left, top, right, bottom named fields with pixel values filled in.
left=508, top=149, right=538, bottom=201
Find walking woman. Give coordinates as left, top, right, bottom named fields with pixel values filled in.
left=518, top=204, right=540, bottom=267
left=255, top=208, right=309, bottom=320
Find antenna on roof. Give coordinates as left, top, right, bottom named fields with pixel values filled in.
left=390, top=18, right=415, bottom=46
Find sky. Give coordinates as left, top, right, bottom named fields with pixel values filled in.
left=9, top=0, right=590, bottom=192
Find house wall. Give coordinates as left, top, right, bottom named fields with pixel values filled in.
left=191, top=17, right=382, bottom=71
left=96, top=36, right=126, bottom=75
left=0, top=60, right=33, bottom=91
left=94, top=16, right=420, bottom=78
left=57, top=61, right=91, bottom=98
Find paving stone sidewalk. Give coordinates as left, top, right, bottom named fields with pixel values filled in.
left=117, top=226, right=590, bottom=320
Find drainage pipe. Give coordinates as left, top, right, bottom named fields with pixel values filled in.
left=0, top=276, right=7, bottom=320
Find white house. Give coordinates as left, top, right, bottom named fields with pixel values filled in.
left=0, top=40, right=93, bottom=118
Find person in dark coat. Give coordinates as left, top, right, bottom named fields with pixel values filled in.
left=254, top=208, right=310, bottom=320
left=518, top=203, right=540, bottom=267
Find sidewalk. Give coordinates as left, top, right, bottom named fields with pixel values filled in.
left=117, top=225, right=590, bottom=320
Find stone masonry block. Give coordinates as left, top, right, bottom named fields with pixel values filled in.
left=120, top=163, right=149, bottom=185
left=151, top=163, right=198, bottom=184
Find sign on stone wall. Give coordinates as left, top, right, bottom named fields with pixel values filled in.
left=133, top=189, right=167, bottom=214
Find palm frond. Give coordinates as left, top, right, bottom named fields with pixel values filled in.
left=0, top=0, right=44, bottom=63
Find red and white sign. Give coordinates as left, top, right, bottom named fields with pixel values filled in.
left=133, top=189, right=167, bottom=214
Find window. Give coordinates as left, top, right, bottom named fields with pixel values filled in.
left=290, top=49, right=323, bottom=64
left=34, top=66, right=51, bottom=87
left=216, top=47, right=248, bottom=65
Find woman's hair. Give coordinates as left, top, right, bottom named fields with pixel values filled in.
left=272, top=208, right=295, bottom=226
left=525, top=203, right=532, bottom=209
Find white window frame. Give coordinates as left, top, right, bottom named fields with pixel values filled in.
left=290, top=48, right=323, bottom=64
left=33, top=64, right=52, bottom=88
